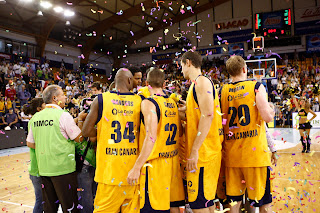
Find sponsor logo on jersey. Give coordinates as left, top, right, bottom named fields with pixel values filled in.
left=165, top=110, right=177, bottom=117
left=111, top=108, right=134, bottom=116
left=34, top=120, right=54, bottom=127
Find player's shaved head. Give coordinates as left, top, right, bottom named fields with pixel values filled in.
left=115, top=68, right=134, bottom=91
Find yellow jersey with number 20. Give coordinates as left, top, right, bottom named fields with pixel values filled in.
left=220, top=80, right=271, bottom=168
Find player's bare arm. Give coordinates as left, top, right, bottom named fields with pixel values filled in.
left=256, top=84, right=275, bottom=123
left=82, top=97, right=98, bottom=138
left=187, top=76, right=214, bottom=171
left=127, top=99, right=158, bottom=185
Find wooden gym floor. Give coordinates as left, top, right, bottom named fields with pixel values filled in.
left=0, top=134, right=319, bottom=212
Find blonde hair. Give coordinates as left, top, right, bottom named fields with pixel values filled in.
left=226, top=56, right=246, bottom=77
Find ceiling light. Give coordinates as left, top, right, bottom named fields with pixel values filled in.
left=37, top=11, right=43, bottom=16
left=65, top=21, right=70, bottom=25
left=24, top=0, right=33, bottom=2
left=0, top=0, right=6, bottom=4
left=40, top=1, right=52, bottom=9
left=53, top=6, right=63, bottom=13
left=64, top=10, right=75, bottom=17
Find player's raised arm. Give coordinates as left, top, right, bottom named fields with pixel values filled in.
left=256, top=84, right=275, bottom=123
left=187, top=76, right=214, bottom=171
left=127, top=99, right=158, bottom=185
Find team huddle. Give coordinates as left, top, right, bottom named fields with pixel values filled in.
left=81, top=52, right=276, bottom=213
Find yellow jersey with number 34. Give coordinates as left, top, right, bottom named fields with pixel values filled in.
left=139, top=95, right=180, bottom=161
left=185, top=77, right=223, bottom=166
left=220, top=80, right=271, bottom=168
left=95, top=91, right=142, bottom=185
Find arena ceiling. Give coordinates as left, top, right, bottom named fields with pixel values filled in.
left=0, top=0, right=229, bottom=61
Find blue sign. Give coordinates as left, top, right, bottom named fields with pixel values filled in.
left=261, top=11, right=283, bottom=29
left=228, top=43, right=244, bottom=56
left=306, top=34, right=320, bottom=52
left=296, top=20, right=320, bottom=35
left=214, top=29, right=253, bottom=45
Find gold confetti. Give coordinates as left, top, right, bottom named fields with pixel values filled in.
left=309, top=150, right=315, bottom=156
left=239, top=116, right=245, bottom=123
left=216, top=110, right=224, bottom=116
left=143, top=163, right=153, bottom=168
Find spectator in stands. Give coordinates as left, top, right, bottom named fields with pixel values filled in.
left=0, top=96, right=5, bottom=114
left=58, top=79, right=66, bottom=89
left=18, top=85, right=31, bottom=106
left=91, top=82, right=102, bottom=95
left=4, top=69, right=14, bottom=86
left=5, top=83, right=16, bottom=109
left=36, top=66, right=43, bottom=80
left=67, top=71, right=74, bottom=84
left=4, top=108, right=19, bottom=130
left=13, top=62, right=21, bottom=77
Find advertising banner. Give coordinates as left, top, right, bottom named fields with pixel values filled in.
left=29, top=58, right=40, bottom=64
left=292, top=112, right=320, bottom=129
left=306, top=34, right=320, bottom=52
left=213, top=16, right=252, bottom=33
left=295, top=6, right=320, bottom=35
left=261, top=11, right=284, bottom=29
left=228, top=43, right=244, bottom=56
left=0, top=53, right=11, bottom=60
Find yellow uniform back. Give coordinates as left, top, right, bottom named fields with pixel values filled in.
left=95, top=91, right=142, bottom=185
left=220, top=81, right=271, bottom=167
left=139, top=95, right=180, bottom=160
left=186, top=79, right=223, bottom=166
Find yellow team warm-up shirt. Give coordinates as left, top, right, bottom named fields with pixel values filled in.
left=220, top=80, right=271, bottom=167
left=139, top=95, right=180, bottom=161
left=95, top=91, right=142, bottom=185
left=186, top=77, right=223, bottom=166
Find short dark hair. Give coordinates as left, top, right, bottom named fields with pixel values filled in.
left=91, top=82, right=102, bottom=91
left=147, top=67, right=165, bottom=88
left=128, top=66, right=142, bottom=76
left=181, top=51, right=202, bottom=68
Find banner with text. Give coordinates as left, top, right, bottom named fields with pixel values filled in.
left=213, top=16, right=252, bottom=33
left=306, top=34, right=320, bottom=52
left=292, top=112, right=320, bottom=129
left=295, top=6, right=320, bottom=35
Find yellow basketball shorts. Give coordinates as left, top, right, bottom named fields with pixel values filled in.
left=93, top=183, right=139, bottom=213
left=186, top=152, right=221, bottom=209
left=216, top=158, right=227, bottom=203
left=225, top=167, right=272, bottom=207
left=140, top=155, right=185, bottom=212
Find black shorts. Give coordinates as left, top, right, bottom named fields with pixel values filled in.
left=299, top=122, right=312, bottom=129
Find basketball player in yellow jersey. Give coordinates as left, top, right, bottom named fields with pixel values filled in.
left=127, top=68, right=185, bottom=213
left=180, top=51, right=223, bottom=213
left=82, top=69, right=141, bottom=213
left=220, top=56, right=275, bottom=213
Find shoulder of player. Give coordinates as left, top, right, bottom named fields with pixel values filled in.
left=195, top=76, right=212, bottom=90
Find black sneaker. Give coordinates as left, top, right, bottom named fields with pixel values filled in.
left=306, top=150, right=310, bottom=153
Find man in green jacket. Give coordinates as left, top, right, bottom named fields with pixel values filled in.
left=27, top=85, right=87, bottom=213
